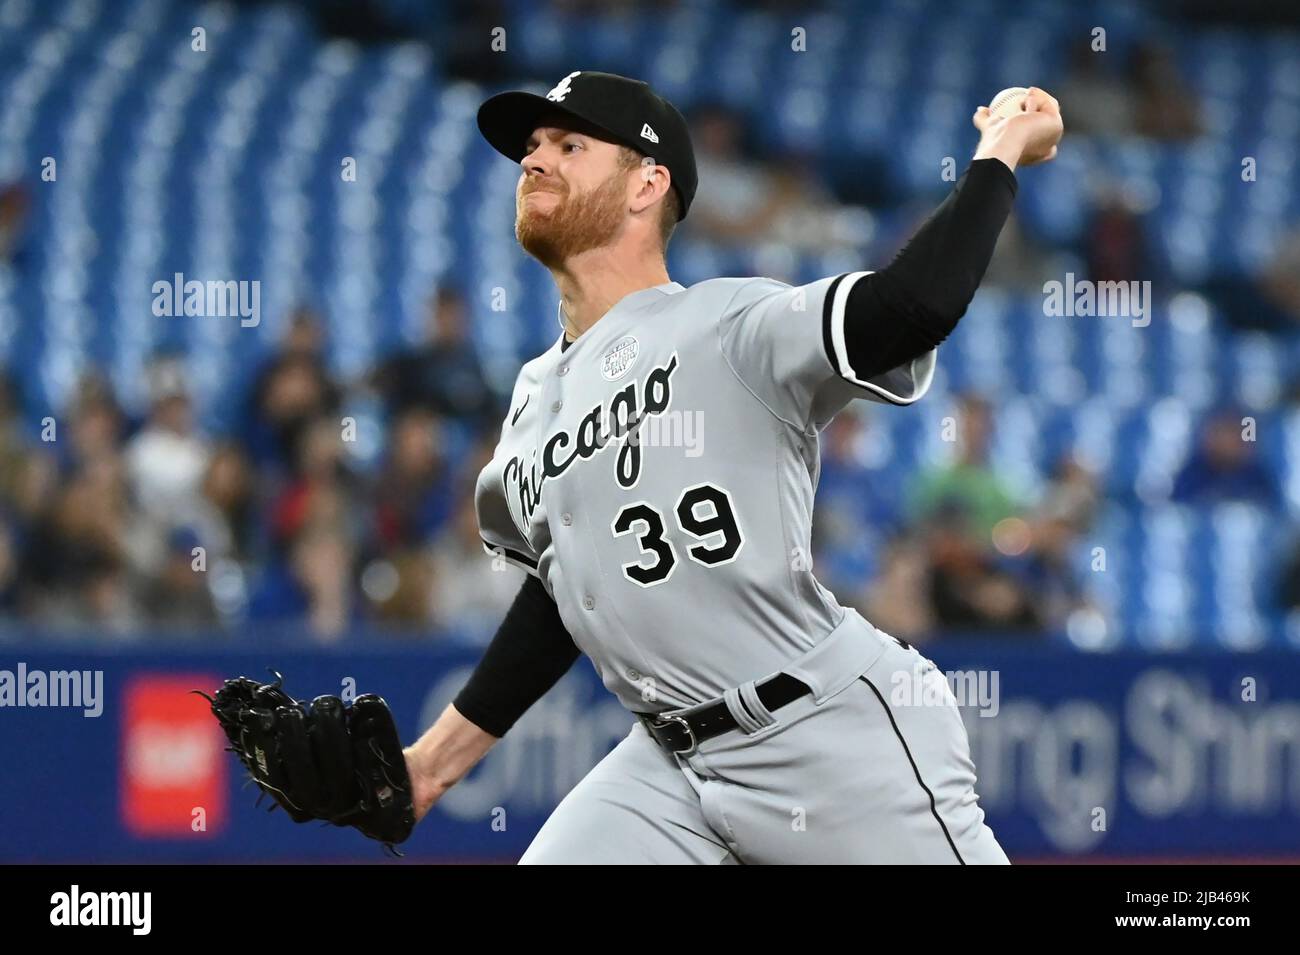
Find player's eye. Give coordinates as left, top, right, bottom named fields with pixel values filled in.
left=563, top=141, right=583, bottom=153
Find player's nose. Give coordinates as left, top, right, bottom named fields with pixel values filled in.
left=521, top=142, right=554, bottom=177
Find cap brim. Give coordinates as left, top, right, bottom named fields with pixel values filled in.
left=478, top=91, right=588, bottom=162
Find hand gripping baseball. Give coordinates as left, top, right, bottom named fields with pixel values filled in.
left=973, top=86, right=1064, bottom=167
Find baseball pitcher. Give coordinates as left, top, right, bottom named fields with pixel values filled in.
left=402, top=71, right=1064, bottom=864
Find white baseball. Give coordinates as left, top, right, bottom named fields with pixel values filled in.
left=988, top=87, right=1030, bottom=121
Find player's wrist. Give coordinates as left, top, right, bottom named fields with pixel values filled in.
left=972, top=126, right=1025, bottom=173
left=403, top=742, right=446, bottom=788
left=407, top=703, right=499, bottom=792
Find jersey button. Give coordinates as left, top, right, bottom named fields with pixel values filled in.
left=557, top=365, right=569, bottom=377
left=627, top=668, right=641, bottom=682
left=582, top=595, right=595, bottom=611
left=560, top=512, right=573, bottom=526
left=551, top=400, right=562, bottom=413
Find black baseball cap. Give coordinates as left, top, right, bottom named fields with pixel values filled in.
left=477, top=70, right=697, bottom=220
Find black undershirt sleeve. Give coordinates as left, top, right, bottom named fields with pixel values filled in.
left=839, top=157, right=1018, bottom=381
left=452, top=574, right=581, bottom=738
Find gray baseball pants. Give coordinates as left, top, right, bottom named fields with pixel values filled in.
left=519, top=612, right=1008, bottom=864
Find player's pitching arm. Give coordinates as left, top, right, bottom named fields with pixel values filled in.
left=403, top=576, right=580, bottom=822
left=857, top=85, right=1063, bottom=370
left=840, top=85, right=1064, bottom=376
left=719, top=87, right=1064, bottom=427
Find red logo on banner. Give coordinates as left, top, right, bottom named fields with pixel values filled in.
left=121, top=674, right=226, bottom=837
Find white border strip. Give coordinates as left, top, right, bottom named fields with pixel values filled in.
left=828, top=270, right=937, bottom=406
left=480, top=540, right=541, bottom=578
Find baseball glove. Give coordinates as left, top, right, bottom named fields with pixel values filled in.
left=196, top=672, right=415, bottom=851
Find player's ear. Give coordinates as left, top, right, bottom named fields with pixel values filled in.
left=628, top=157, right=670, bottom=215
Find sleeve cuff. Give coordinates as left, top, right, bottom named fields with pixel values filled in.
left=968, top=156, right=1019, bottom=198
left=820, top=271, right=939, bottom=406
left=480, top=538, right=540, bottom=577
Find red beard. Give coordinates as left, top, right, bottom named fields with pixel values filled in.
left=515, top=173, right=628, bottom=267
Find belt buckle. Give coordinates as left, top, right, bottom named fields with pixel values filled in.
left=650, top=712, right=698, bottom=756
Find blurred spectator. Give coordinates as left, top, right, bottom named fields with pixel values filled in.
left=429, top=490, right=524, bottom=642
left=136, top=527, right=219, bottom=631
left=361, top=550, right=436, bottom=628
left=812, top=407, right=899, bottom=596
left=24, top=455, right=141, bottom=634
left=1059, top=38, right=1201, bottom=142
left=1204, top=228, right=1300, bottom=334
left=1280, top=535, right=1300, bottom=614
left=0, top=516, right=16, bottom=614
left=909, top=394, right=1021, bottom=542
left=374, top=287, right=495, bottom=423
left=1011, top=512, right=1089, bottom=631
left=861, top=537, right=935, bottom=643
left=247, top=517, right=360, bottom=642
left=766, top=154, right=873, bottom=251
left=1256, top=230, right=1300, bottom=331
left=1171, top=411, right=1279, bottom=505
left=248, top=415, right=363, bottom=641
left=1001, top=457, right=1102, bottom=632
left=441, top=0, right=512, bottom=83
left=1129, top=42, right=1202, bottom=142
left=0, top=372, right=38, bottom=515
left=352, top=406, right=455, bottom=630
left=294, top=520, right=358, bottom=640
left=245, top=307, right=340, bottom=472
left=0, top=180, right=31, bottom=267
left=1057, top=39, right=1134, bottom=137
left=372, top=407, right=453, bottom=550
left=270, top=416, right=360, bottom=544
left=63, top=374, right=125, bottom=473
left=685, top=106, right=866, bottom=251
left=1085, top=186, right=1153, bottom=284
left=686, top=105, right=784, bottom=243
left=923, top=503, right=1043, bottom=636
left=12, top=376, right=133, bottom=630
left=250, top=519, right=359, bottom=641
left=192, top=443, right=256, bottom=562
left=7, top=452, right=57, bottom=526
left=1038, top=454, right=1101, bottom=531
left=126, top=357, right=211, bottom=523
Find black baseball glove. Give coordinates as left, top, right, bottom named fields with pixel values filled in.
left=196, top=673, right=415, bottom=851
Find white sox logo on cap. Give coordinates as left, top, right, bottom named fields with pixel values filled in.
left=546, top=71, right=581, bottom=103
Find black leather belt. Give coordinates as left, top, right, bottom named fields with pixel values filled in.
left=635, top=673, right=812, bottom=756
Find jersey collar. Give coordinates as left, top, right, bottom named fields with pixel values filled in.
left=622, top=280, right=685, bottom=304
left=557, top=281, right=684, bottom=350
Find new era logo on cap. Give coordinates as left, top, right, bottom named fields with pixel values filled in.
left=477, top=70, right=698, bottom=220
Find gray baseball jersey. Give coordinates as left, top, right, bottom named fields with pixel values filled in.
left=475, top=274, right=935, bottom=712
left=476, top=273, right=1007, bottom=864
